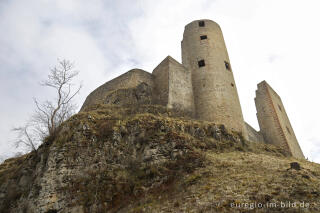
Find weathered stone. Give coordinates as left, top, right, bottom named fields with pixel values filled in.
left=255, top=81, right=305, bottom=159
left=78, top=19, right=304, bottom=160
left=182, top=19, right=248, bottom=139
left=0, top=19, right=309, bottom=213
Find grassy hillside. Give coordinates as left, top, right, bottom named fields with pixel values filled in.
left=0, top=104, right=319, bottom=213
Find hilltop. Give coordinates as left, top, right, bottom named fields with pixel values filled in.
left=0, top=104, right=319, bottom=213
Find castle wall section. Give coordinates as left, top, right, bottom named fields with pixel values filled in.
left=245, top=122, right=265, bottom=143
left=152, top=58, right=169, bottom=106
left=80, top=69, right=154, bottom=110
left=153, top=56, right=195, bottom=115
left=255, top=81, right=304, bottom=159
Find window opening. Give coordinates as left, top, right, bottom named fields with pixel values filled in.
left=224, top=61, right=231, bottom=70
left=199, top=21, right=205, bottom=27
left=200, top=35, right=207, bottom=40
left=198, top=60, right=205, bottom=67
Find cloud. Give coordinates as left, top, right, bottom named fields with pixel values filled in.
left=302, top=137, right=320, bottom=162
left=0, top=0, right=319, bottom=163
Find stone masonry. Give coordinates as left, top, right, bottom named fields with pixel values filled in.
left=181, top=19, right=247, bottom=137
left=80, top=19, right=304, bottom=159
left=81, top=69, right=154, bottom=110
left=255, top=81, right=304, bottom=159
left=153, top=56, right=195, bottom=116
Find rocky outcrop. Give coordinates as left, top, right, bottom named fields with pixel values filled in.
left=0, top=105, right=319, bottom=213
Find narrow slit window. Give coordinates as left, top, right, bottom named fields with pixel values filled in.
left=198, top=60, right=205, bottom=67
left=200, top=35, right=207, bottom=40
left=224, top=61, right=231, bottom=71
left=231, top=83, right=234, bottom=87
left=199, top=21, right=205, bottom=27
left=278, top=104, right=282, bottom=112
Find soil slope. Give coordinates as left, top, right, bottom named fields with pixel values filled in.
left=0, top=104, right=319, bottom=213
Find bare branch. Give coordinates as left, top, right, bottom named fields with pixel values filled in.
left=13, top=59, right=81, bottom=153
left=12, top=125, right=37, bottom=152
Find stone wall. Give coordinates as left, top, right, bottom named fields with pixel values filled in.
left=78, top=19, right=304, bottom=159
left=255, top=81, right=304, bottom=159
left=167, top=57, right=195, bottom=115
left=153, top=56, right=195, bottom=116
left=245, top=122, right=265, bottom=143
left=80, top=69, right=154, bottom=110
left=152, top=58, right=169, bottom=106
left=101, top=82, right=153, bottom=106
left=181, top=19, right=247, bottom=138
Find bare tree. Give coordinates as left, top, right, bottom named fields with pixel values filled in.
left=12, top=124, right=37, bottom=152
left=13, top=59, right=82, bottom=152
left=35, top=59, right=81, bottom=136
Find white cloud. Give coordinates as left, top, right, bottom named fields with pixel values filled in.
left=0, top=0, right=319, bottom=163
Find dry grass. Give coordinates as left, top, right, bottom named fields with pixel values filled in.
left=121, top=151, right=320, bottom=213
left=1, top=104, right=319, bottom=213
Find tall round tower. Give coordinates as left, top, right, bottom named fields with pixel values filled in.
left=182, top=19, right=247, bottom=136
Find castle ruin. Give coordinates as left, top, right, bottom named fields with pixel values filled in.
left=81, top=19, right=304, bottom=159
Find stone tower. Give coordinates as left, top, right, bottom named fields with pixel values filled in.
left=80, top=19, right=305, bottom=158
left=181, top=19, right=247, bottom=137
left=255, top=81, right=304, bottom=159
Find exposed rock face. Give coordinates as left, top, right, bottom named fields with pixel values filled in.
left=0, top=105, right=319, bottom=213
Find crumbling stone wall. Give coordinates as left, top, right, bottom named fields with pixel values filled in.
left=81, top=58, right=195, bottom=117
left=81, top=69, right=154, bottom=110
left=79, top=19, right=304, bottom=158
left=102, top=82, right=153, bottom=106
left=245, top=122, right=265, bottom=143
left=255, top=81, right=304, bottom=159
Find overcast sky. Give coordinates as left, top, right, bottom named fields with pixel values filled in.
left=0, top=0, right=319, bottom=163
